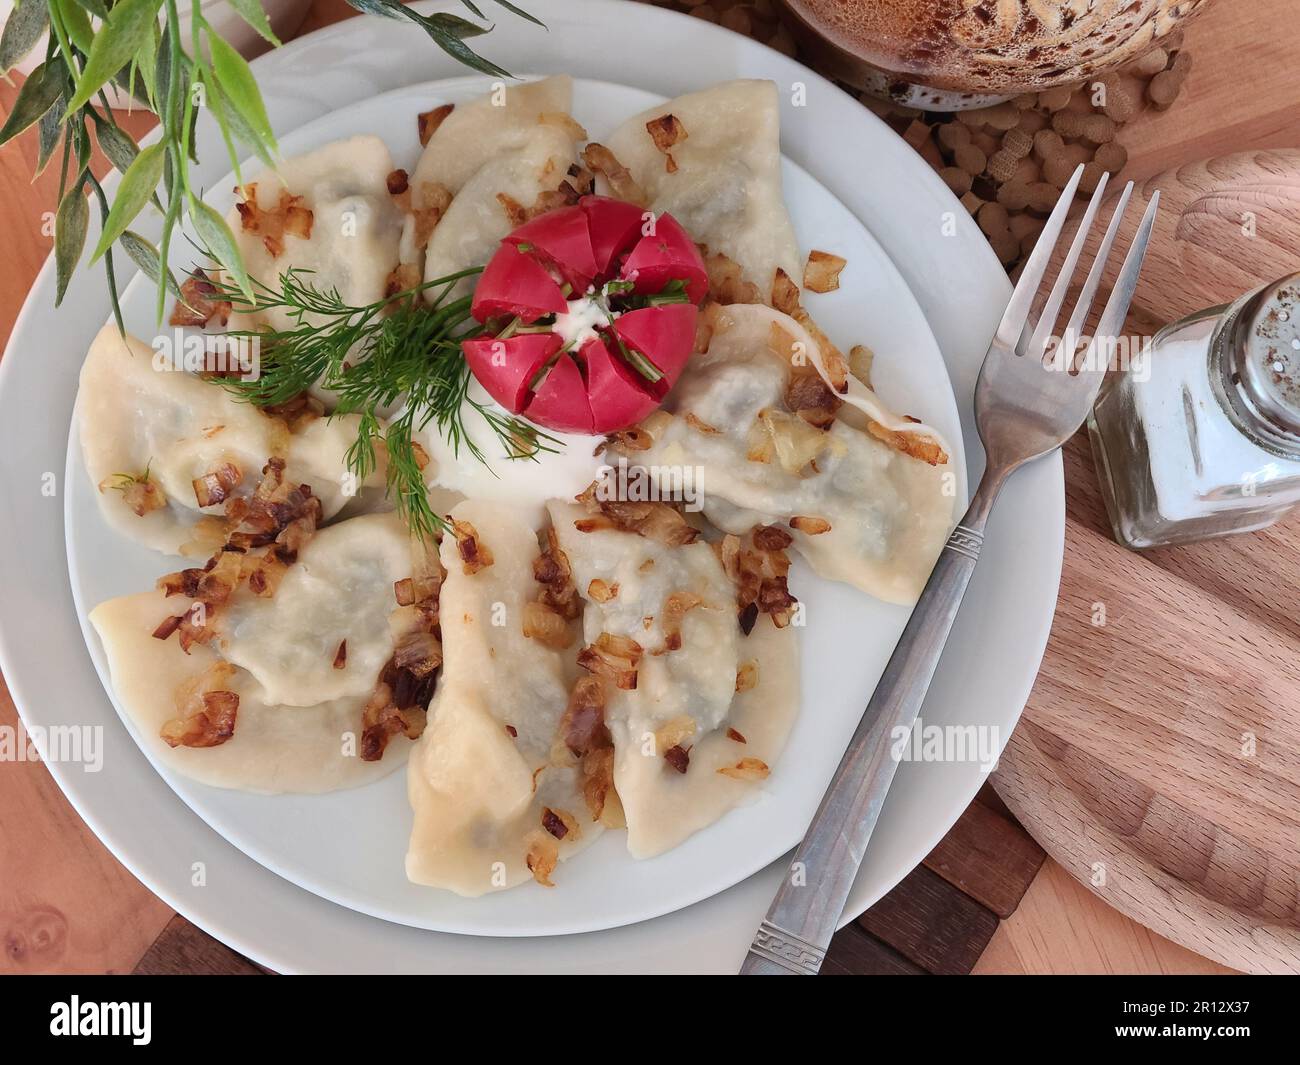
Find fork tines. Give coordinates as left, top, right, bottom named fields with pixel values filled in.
left=997, top=164, right=1160, bottom=378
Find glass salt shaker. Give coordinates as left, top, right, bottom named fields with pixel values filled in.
left=1088, top=273, right=1300, bottom=549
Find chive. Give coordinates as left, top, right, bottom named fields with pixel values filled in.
left=644, top=291, right=692, bottom=307
left=619, top=341, right=663, bottom=384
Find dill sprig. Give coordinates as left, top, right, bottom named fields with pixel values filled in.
left=102, top=458, right=155, bottom=491
left=214, top=268, right=560, bottom=540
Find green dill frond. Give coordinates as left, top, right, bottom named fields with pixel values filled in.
left=101, top=458, right=155, bottom=491
left=209, top=268, right=556, bottom=539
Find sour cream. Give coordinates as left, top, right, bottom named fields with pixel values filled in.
left=552, top=294, right=618, bottom=351
left=419, top=377, right=604, bottom=527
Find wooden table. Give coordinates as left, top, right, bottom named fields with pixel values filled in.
left=1, top=0, right=1289, bottom=975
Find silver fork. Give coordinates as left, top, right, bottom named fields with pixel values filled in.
left=739, top=165, right=1159, bottom=976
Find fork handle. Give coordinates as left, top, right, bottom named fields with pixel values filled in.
left=739, top=467, right=1007, bottom=975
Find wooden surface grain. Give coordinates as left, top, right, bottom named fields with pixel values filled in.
left=0, top=0, right=1289, bottom=975
left=994, top=147, right=1300, bottom=974
left=921, top=792, right=1045, bottom=919
left=973, top=860, right=1235, bottom=976
left=1, top=677, right=174, bottom=973
left=133, top=916, right=265, bottom=976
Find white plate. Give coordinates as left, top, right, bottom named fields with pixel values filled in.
left=0, top=0, right=1062, bottom=972
left=65, top=76, right=967, bottom=936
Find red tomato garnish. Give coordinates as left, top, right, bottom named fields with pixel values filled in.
left=619, top=212, right=709, bottom=304
left=465, top=196, right=707, bottom=435
left=582, top=337, right=662, bottom=432
left=505, top=205, right=598, bottom=291
left=470, top=244, right=568, bottom=324
left=581, top=195, right=647, bottom=276
left=462, top=333, right=562, bottom=412
left=612, top=304, right=698, bottom=396
left=525, top=353, right=595, bottom=435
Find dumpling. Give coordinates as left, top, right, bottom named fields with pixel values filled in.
left=422, top=129, right=582, bottom=294
left=281, top=413, right=392, bottom=521
left=212, top=513, right=420, bottom=707
left=90, top=590, right=413, bottom=793
left=620, top=304, right=956, bottom=605
left=619, top=615, right=798, bottom=858
left=548, top=501, right=799, bottom=858
left=601, top=79, right=801, bottom=303
left=410, top=75, right=575, bottom=195
left=226, top=135, right=405, bottom=333
left=406, top=499, right=599, bottom=895
left=79, top=326, right=276, bottom=554
left=408, top=76, right=583, bottom=295
left=77, top=327, right=385, bottom=555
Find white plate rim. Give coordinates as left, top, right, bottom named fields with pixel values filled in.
left=0, top=0, right=1062, bottom=973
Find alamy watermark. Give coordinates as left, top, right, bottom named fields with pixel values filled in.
left=1045, top=330, right=1152, bottom=383
left=595, top=457, right=705, bottom=512
left=50, top=996, right=150, bottom=1045
left=1, top=721, right=103, bottom=773
left=890, top=717, right=1000, bottom=773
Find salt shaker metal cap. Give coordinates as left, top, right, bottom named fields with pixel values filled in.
left=1218, top=277, right=1300, bottom=452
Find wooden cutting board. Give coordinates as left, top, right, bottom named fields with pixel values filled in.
left=993, top=148, right=1300, bottom=974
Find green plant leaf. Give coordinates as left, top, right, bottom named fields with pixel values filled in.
left=154, top=202, right=177, bottom=323
left=52, top=0, right=95, bottom=54
left=0, top=0, right=50, bottom=75
left=90, top=140, right=164, bottom=263
left=74, top=117, right=92, bottom=173
left=201, top=74, right=242, bottom=183
left=154, top=20, right=171, bottom=111
left=110, top=63, right=152, bottom=109
left=189, top=197, right=252, bottom=299
left=119, top=229, right=181, bottom=296
left=185, top=85, right=200, bottom=163
left=95, top=116, right=165, bottom=208
left=55, top=184, right=90, bottom=305
left=72, top=0, right=111, bottom=17
left=344, top=0, right=547, bottom=74
left=95, top=120, right=140, bottom=175
left=65, top=0, right=164, bottom=114
left=207, top=32, right=277, bottom=154
left=0, top=61, right=65, bottom=146
left=407, top=12, right=509, bottom=77
left=422, top=12, right=491, bottom=40
left=35, top=97, right=66, bottom=177
left=345, top=0, right=508, bottom=75
left=344, top=0, right=408, bottom=19
left=134, top=24, right=160, bottom=108
left=207, top=76, right=273, bottom=172
left=226, top=0, right=281, bottom=47
left=348, top=1, right=487, bottom=40
left=491, top=0, right=544, bottom=28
